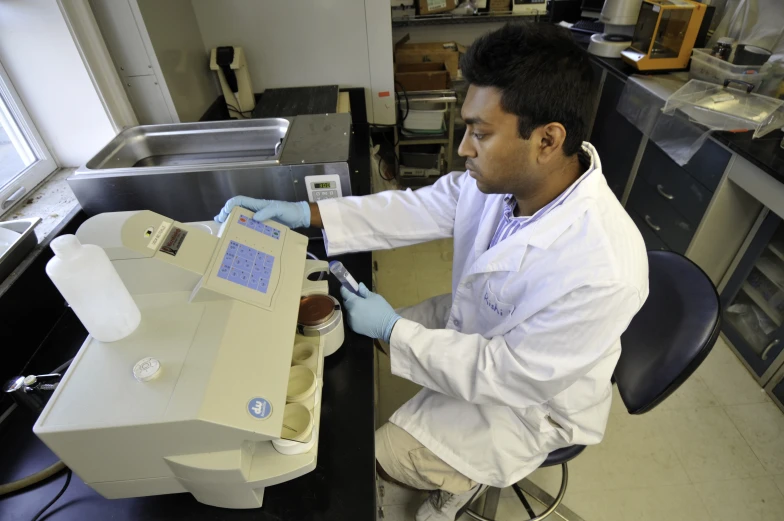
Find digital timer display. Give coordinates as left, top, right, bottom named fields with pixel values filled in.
left=313, top=182, right=333, bottom=189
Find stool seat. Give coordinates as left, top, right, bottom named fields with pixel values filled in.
left=541, top=445, right=586, bottom=467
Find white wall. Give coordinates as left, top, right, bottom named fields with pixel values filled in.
left=0, top=0, right=115, bottom=167
left=137, top=0, right=216, bottom=122
left=191, top=0, right=394, bottom=123
left=392, top=22, right=506, bottom=47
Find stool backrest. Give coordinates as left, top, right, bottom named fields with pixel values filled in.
left=616, top=251, right=721, bottom=414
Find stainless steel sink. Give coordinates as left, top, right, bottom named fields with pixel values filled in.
left=0, top=217, right=40, bottom=284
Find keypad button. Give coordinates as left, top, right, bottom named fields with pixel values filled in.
left=249, top=274, right=261, bottom=288
left=272, top=230, right=280, bottom=239
left=264, top=257, right=274, bottom=268
left=227, top=241, right=239, bottom=252
left=261, top=266, right=272, bottom=278
left=237, top=245, right=255, bottom=261
left=257, top=280, right=268, bottom=293
left=217, top=264, right=231, bottom=279
left=238, top=216, right=249, bottom=226
left=236, top=257, right=253, bottom=271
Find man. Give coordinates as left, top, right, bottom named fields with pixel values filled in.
left=216, top=23, right=648, bottom=521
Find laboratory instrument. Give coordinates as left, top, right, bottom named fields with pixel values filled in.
left=297, top=294, right=345, bottom=357
left=621, top=0, right=708, bottom=72
left=588, top=0, right=644, bottom=58
left=512, top=0, right=548, bottom=16
left=46, top=235, right=141, bottom=343
left=329, top=260, right=360, bottom=296
left=209, top=46, right=256, bottom=119
left=68, top=114, right=352, bottom=222
left=32, top=205, right=344, bottom=509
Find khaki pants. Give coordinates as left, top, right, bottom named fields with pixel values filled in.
left=376, top=422, right=477, bottom=495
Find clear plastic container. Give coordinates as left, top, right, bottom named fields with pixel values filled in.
left=690, top=48, right=767, bottom=90
left=663, top=79, right=784, bottom=138
left=46, top=235, right=141, bottom=342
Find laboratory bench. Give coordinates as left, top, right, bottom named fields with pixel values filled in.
left=0, top=93, right=377, bottom=519
left=582, top=38, right=784, bottom=413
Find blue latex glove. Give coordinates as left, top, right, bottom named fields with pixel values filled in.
left=214, top=196, right=311, bottom=228
left=340, top=282, right=401, bottom=343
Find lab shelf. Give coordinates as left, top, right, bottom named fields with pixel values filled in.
left=769, top=240, right=784, bottom=263
left=756, top=255, right=784, bottom=293
left=391, top=12, right=540, bottom=27
left=742, top=282, right=783, bottom=327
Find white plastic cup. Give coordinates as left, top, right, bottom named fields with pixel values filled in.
left=279, top=402, right=313, bottom=442
left=291, top=342, right=318, bottom=372
left=286, top=366, right=316, bottom=403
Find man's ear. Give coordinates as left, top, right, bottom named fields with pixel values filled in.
left=534, top=123, right=567, bottom=164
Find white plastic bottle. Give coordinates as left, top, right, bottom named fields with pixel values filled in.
left=46, top=235, right=141, bottom=342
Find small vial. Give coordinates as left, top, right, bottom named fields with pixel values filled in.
left=328, top=261, right=361, bottom=296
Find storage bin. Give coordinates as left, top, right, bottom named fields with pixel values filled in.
left=690, top=48, right=767, bottom=90
left=401, top=100, right=447, bottom=131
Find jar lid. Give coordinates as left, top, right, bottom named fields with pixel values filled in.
left=298, top=295, right=337, bottom=326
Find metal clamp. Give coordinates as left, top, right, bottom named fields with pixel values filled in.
left=762, top=338, right=780, bottom=361
left=644, top=215, right=661, bottom=232
left=656, top=184, right=674, bottom=200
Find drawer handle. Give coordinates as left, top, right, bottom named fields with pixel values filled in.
left=656, top=184, right=674, bottom=200
left=762, top=338, right=780, bottom=361
left=644, top=215, right=661, bottom=232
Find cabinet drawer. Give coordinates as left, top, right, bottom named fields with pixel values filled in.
left=637, top=148, right=713, bottom=226
left=683, top=138, right=730, bottom=192
left=629, top=210, right=668, bottom=251
left=628, top=177, right=696, bottom=254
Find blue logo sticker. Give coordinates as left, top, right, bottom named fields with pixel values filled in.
left=247, top=398, right=272, bottom=419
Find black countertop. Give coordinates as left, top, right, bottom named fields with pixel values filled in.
left=0, top=237, right=376, bottom=521
left=572, top=31, right=784, bottom=182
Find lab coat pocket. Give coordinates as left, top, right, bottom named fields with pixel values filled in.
left=478, top=285, right=516, bottom=331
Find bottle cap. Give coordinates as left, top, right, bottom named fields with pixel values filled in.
left=50, top=235, right=83, bottom=260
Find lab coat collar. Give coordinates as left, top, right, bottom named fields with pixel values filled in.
left=469, top=143, right=601, bottom=274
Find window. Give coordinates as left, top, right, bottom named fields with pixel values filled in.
left=0, top=59, right=56, bottom=216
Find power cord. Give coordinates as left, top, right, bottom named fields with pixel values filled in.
left=30, top=469, right=71, bottom=521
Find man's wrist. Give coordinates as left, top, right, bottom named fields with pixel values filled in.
left=383, top=315, right=402, bottom=343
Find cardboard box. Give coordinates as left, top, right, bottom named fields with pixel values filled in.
left=395, top=36, right=466, bottom=80
left=488, top=0, right=510, bottom=11
left=395, top=63, right=450, bottom=92
left=418, top=0, right=457, bottom=15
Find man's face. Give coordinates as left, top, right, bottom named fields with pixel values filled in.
left=458, top=85, right=534, bottom=195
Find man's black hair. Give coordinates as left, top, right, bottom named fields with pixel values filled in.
left=461, top=23, right=594, bottom=156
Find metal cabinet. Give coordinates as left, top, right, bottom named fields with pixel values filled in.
left=589, top=71, right=643, bottom=200
left=626, top=139, right=730, bottom=254
left=767, top=364, right=784, bottom=413
left=721, top=211, right=784, bottom=384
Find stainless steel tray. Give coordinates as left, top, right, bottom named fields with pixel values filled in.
left=0, top=217, right=40, bottom=284
left=84, top=118, right=291, bottom=173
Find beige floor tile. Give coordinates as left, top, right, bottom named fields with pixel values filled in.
left=378, top=478, right=428, bottom=507
left=697, top=340, right=770, bottom=406
left=657, top=373, right=720, bottom=410
left=609, top=385, right=627, bottom=415
left=590, top=485, right=712, bottom=521
left=378, top=503, right=416, bottom=521
left=657, top=406, right=767, bottom=482
left=726, top=402, right=784, bottom=475
left=774, top=474, right=784, bottom=496
left=695, top=477, right=784, bottom=521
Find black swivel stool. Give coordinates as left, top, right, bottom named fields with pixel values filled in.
left=467, top=251, right=722, bottom=520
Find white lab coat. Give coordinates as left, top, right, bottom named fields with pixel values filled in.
left=318, top=143, right=649, bottom=488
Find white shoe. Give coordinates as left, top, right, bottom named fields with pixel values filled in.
left=415, top=483, right=489, bottom=521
